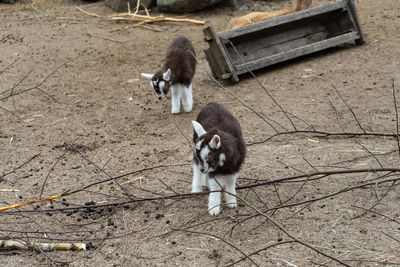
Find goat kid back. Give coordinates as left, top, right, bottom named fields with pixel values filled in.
left=141, top=35, right=196, bottom=114
left=191, top=102, right=246, bottom=216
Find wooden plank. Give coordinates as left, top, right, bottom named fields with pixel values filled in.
left=234, top=31, right=360, bottom=74
left=225, top=21, right=330, bottom=65
left=203, top=26, right=238, bottom=81
left=345, top=0, right=364, bottom=45
left=225, top=9, right=353, bottom=67
left=220, top=0, right=347, bottom=39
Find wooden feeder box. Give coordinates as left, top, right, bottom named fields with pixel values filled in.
left=203, top=0, right=364, bottom=82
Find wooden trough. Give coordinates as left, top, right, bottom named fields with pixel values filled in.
left=203, top=0, right=364, bottom=82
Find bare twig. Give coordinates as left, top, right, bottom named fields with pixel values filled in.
left=39, top=138, right=79, bottom=199
left=69, top=143, right=138, bottom=200
left=382, top=232, right=400, bottom=243
left=0, top=70, right=33, bottom=97
left=352, top=179, right=397, bottom=219
left=326, top=96, right=345, bottom=131
left=248, top=129, right=400, bottom=146
left=189, top=50, right=281, bottom=133
left=227, top=240, right=296, bottom=266
left=0, top=55, right=81, bottom=101
left=332, top=84, right=366, bottom=133
left=0, top=58, right=19, bottom=75
left=173, top=120, right=194, bottom=154
left=227, top=40, right=298, bottom=131
left=391, top=79, right=400, bottom=156
left=355, top=141, right=383, bottom=167
left=235, top=194, right=352, bottom=267
left=76, top=5, right=205, bottom=25
left=0, top=105, right=21, bottom=118
left=172, top=228, right=259, bottom=266
left=0, top=152, right=42, bottom=180
left=351, top=205, right=400, bottom=225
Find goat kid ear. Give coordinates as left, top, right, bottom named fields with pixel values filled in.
left=141, top=73, right=153, bottom=80
left=192, top=121, right=206, bottom=137
left=209, top=135, right=221, bottom=149
left=163, top=69, right=171, bottom=81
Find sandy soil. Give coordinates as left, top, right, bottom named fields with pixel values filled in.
left=1, top=0, right=399, bottom=266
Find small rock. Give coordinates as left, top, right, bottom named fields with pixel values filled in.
left=155, top=213, right=164, bottom=219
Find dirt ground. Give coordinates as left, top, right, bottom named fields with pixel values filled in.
left=1, top=0, right=400, bottom=266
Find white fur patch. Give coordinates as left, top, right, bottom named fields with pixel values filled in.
left=151, top=80, right=165, bottom=99
left=209, top=135, right=221, bottom=149
left=163, top=69, right=171, bottom=81
left=141, top=73, right=153, bottom=79
left=218, top=153, right=226, bottom=166
left=200, top=145, right=213, bottom=173
left=159, top=81, right=165, bottom=90
left=195, top=139, right=203, bottom=150
left=192, top=121, right=206, bottom=137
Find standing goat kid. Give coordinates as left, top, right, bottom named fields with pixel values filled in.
left=141, top=35, right=196, bottom=114
left=191, top=102, right=246, bottom=216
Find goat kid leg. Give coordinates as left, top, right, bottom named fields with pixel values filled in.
left=181, top=83, right=193, bottom=113
left=224, top=173, right=238, bottom=208
left=191, top=163, right=204, bottom=193
left=170, top=85, right=181, bottom=114
left=208, top=177, right=223, bottom=216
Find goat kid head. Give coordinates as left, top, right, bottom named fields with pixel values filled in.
left=141, top=68, right=172, bottom=100
left=192, top=121, right=226, bottom=174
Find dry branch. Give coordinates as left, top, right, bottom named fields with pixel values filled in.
left=2, top=166, right=399, bottom=214
left=235, top=194, right=352, bottom=267
left=392, top=79, right=400, bottom=156
left=227, top=40, right=297, bottom=131
left=0, top=56, right=80, bottom=102
left=332, top=83, right=366, bottom=133
left=191, top=50, right=281, bottom=133
left=76, top=3, right=205, bottom=26
left=0, top=240, right=86, bottom=251
left=173, top=228, right=259, bottom=266
left=0, top=194, right=66, bottom=212
left=0, top=152, right=42, bottom=180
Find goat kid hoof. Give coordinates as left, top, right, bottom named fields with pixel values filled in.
left=227, top=203, right=237, bottom=209
left=183, top=106, right=192, bottom=113
left=208, top=206, right=221, bottom=216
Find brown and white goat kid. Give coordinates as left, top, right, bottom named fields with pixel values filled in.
left=141, top=35, right=196, bottom=114
left=191, top=103, right=246, bottom=216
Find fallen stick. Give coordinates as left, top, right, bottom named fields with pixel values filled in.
left=76, top=6, right=205, bottom=25
left=0, top=193, right=65, bottom=212
left=0, top=240, right=86, bottom=251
